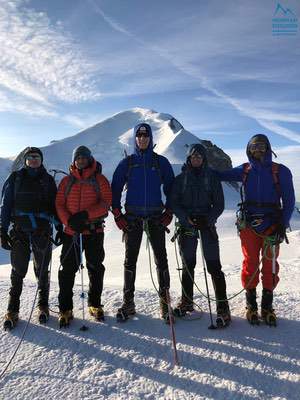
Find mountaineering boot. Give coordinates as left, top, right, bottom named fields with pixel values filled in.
left=261, top=289, right=276, bottom=326
left=261, top=308, right=277, bottom=327
left=58, top=310, right=73, bottom=328
left=159, top=293, right=174, bottom=325
left=89, top=305, right=104, bottom=321
left=173, top=296, right=194, bottom=317
left=216, top=301, right=231, bottom=328
left=3, top=312, right=19, bottom=331
left=116, top=300, right=136, bottom=322
left=38, top=306, right=49, bottom=324
left=245, top=288, right=259, bottom=325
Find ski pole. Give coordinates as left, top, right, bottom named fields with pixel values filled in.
left=198, top=229, right=216, bottom=330
left=165, top=288, right=179, bottom=367
left=79, top=233, right=88, bottom=331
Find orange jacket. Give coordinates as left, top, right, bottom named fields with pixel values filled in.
left=56, top=160, right=112, bottom=235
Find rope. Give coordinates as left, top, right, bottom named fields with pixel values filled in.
left=172, top=224, right=275, bottom=303
left=174, top=238, right=203, bottom=317
left=0, top=232, right=52, bottom=380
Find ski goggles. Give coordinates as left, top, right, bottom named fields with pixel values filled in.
left=25, top=154, right=42, bottom=160
left=248, top=142, right=267, bottom=152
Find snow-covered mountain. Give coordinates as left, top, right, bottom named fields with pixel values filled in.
left=7, top=108, right=233, bottom=181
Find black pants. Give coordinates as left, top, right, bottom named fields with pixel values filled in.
left=58, top=232, right=105, bottom=312
left=178, top=227, right=228, bottom=311
left=123, top=219, right=170, bottom=303
left=8, top=227, right=52, bottom=313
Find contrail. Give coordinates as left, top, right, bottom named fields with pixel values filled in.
left=88, top=0, right=300, bottom=144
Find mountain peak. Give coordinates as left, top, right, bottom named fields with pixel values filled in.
left=8, top=108, right=233, bottom=181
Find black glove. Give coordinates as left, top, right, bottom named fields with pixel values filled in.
left=274, top=223, right=286, bottom=244
left=0, top=229, right=12, bottom=251
left=68, top=211, right=89, bottom=233
left=189, top=215, right=208, bottom=230
left=54, top=225, right=64, bottom=246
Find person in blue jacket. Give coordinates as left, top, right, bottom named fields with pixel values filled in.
left=112, top=123, right=175, bottom=322
left=217, top=134, right=295, bottom=325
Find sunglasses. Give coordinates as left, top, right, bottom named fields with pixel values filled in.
left=190, top=153, right=203, bottom=158
left=136, top=132, right=150, bottom=138
left=26, top=155, right=41, bottom=160
left=249, top=142, right=267, bottom=152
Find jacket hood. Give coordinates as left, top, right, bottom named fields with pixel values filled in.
left=186, top=143, right=208, bottom=167
left=246, top=134, right=273, bottom=164
left=133, top=123, right=153, bottom=155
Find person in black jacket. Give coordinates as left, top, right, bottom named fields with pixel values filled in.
left=171, top=143, right=230, bottom=326
left=0, top=147, right=62, bottom=330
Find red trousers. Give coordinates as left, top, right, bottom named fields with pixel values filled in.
left=240, top=228, right=279, bottom=291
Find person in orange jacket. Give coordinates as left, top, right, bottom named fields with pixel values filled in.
left=56, top=146, right=112, bottom=327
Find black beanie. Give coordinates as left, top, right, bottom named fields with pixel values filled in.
left=72, top=145, right=92, bottom=163
left=23, top=147, right=43, bottom=163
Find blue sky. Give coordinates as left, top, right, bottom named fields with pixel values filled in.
left=0, top=0, right=300, bottom=157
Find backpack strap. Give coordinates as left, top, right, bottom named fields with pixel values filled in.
left=240, top=162, right=282, bottom=209
left=271, top=162, right=281, bottom=199
left=64, top=173, right=101, bottom=202
left=125, top=152, right=163, bottom=184
left=152, top=152, right=163, bottom=184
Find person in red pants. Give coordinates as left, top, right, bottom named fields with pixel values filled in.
left=217, top=134, right=295, bottom=325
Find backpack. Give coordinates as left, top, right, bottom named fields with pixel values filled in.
left=64, top=161, right=102, bottom=201
left=13, top=169, right=50, bottom=203
left=240, top=162, right=281, bottom=209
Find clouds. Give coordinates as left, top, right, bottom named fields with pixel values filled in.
left=87, top=0, right=300, bottom=144
left=0, top=0, right=100, bottom=118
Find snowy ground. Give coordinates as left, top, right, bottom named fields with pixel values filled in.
left=0, top=213, right=300, bottom=399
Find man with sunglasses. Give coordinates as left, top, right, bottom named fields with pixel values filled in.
left=171, top=144, right=231, bottom=327
left=217, top=134, right=295, bottom=326
left=112, top=123, right=174, bottom=322
left=0, top=147, right=60, bottom=329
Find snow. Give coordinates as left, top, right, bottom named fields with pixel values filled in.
left=0, top=108, right=299, bottom=398
left=0, top=211, right=300, bottom=399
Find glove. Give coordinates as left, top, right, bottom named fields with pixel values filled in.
left=68, top=211, right=89, bottom=233
left=0, top=229, right=12, bottom=251
left=274, top=223, right=286, bottom=244
left=112, top=208, right=128, bottom=231
left=160, top=209, right=173, bottom=227
left=189, top=215, right=208, bottom=230
left=54, top=224, right=64, bottom=246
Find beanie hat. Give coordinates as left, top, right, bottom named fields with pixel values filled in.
left=23, top=147, right=43, bottom=163
left=72, top=145, right=92, bottom=163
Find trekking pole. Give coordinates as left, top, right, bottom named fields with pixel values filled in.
left=143, top=219, right=179, bottom=366
left=165, top=288, right=179, bottom=367
left=272, top=243, right=276, bottom=291
left=198, top=229, right=216, bottom=330
left=79, top=234, right=88, bottom=331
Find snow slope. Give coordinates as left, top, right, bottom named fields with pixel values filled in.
left=0, top=210, right=299, bottom=399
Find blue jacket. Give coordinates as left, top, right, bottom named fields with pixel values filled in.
left=112, top=123, right=175, bottom=217
left=217, top=136, right=295, bottom=231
